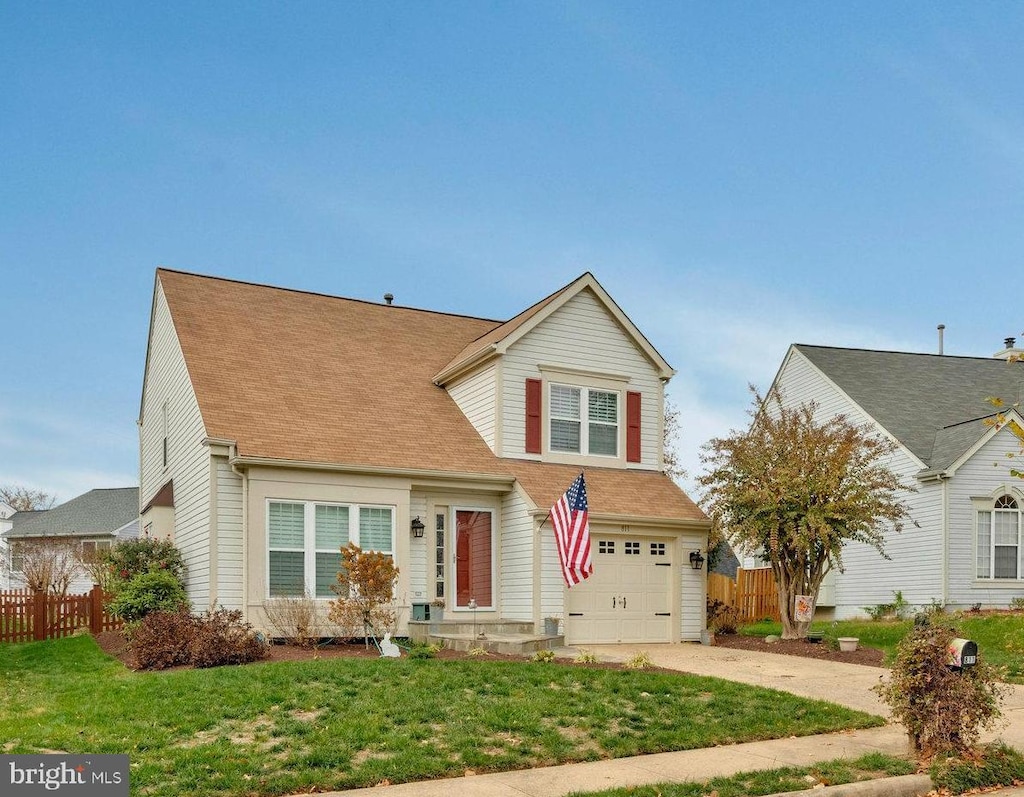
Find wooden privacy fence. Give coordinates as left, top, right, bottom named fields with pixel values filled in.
left=708, top=568, right=780, bottom=623
left=0, top=585, right=122, bottom=643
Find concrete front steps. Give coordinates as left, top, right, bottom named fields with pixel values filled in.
left=407, top=620, right=564, bottom=655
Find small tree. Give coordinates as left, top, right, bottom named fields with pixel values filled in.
left=18, top=537, right=83, bottom=596
left=876, top=619, right=1004, bottom=758
left=699, top=388, right=913, bottom=639
left=328, top=543, right=399, bottom=647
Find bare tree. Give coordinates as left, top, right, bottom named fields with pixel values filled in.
left=0, top=485, right=57, bottom=512
left=18, top=537, right=83, bottom=596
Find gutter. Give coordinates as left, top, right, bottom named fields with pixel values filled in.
left=228, top=454, right=515, bottom=487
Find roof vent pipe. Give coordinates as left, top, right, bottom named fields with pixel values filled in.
left=937, top=324, right=945, bottom=355
left=1006, top=337, right=1016, bottom=349
left=384, top=293, right=394, bottom=306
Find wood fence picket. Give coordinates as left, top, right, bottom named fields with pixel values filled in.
left=0, top=586, right=122, bottom=643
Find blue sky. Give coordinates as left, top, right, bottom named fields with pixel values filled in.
left=3, top=2, right=1024, bottom=503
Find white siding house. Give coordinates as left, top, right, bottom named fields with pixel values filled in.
left=767, top=342, right=1024, bottom=618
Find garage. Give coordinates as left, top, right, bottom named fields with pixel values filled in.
left=565, top=534, right=676, bottom=644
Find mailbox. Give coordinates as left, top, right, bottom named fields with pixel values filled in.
left=947, top=638, right=978, bottom=669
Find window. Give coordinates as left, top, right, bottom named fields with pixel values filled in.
left=549, top=383, right=619, bottom=457
left=977, top=495, right=1021, bottom=580
left=650, top=542, right=666, bottom=556
left=80, top=539, right=112, bottom=557
left=598, top=540, right=615, bottom=555
left=625, top=541, right=640, bottom=555
left=268, top=500, right=394, bottom=598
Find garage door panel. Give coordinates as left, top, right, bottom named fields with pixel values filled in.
left=565, top=535, right=677, bottom=645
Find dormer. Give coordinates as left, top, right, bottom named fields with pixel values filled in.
left=436, top=273, right=674, bottom=470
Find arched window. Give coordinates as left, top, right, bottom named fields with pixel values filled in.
left=977, top=495, right=1020, bottom=579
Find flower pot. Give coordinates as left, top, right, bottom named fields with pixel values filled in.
left=430, top=606, right=444, bottom=623
left=838, top=637, right=859, bottom=652
left=543, top=618, right=560, bottom=635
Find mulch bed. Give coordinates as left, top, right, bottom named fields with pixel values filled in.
left=95, top=629, right=886, bottom=671
left=712, top=632, right=886, bottom=667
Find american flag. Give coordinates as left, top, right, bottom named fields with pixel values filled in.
left=550, top=472, right=593, bottom=587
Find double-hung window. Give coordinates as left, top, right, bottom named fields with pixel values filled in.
left=549, top=383, right=619, bottom=457
left=268, top=500, right=395, bottom=598
left=977, top=495, right=1021, bottom=580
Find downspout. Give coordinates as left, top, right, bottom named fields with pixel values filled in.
left=230, top=446, right=249, bottom=621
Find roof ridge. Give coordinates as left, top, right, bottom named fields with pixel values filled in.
left=795, top=342, right=1023, bottom=363
left=157, top=267, right=505, bottom=325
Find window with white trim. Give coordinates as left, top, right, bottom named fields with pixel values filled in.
left=977, top=495, right=1021, bottom=580
left=268, top=500, right=394, bottom=598
left=549, top=383, right=619, bottom=456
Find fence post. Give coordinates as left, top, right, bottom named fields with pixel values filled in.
left=33, top=590, right=46, bottom=641
left=89, top=585, right=103, bottom=634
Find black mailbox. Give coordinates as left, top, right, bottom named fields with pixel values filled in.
left=947, top=638, right=978, bottom=669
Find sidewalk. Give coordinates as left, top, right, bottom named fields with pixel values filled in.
left=307, top=643, right=1024, bottom=797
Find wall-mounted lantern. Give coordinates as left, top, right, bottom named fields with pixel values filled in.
left=689, top=550, right=705, bottom=570
left=411, top=516, right=425, bottom=538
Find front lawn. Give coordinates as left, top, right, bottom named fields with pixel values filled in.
left=1, top=635, right=883, bottom=797
left=741, top=613, right=1024, bottom=681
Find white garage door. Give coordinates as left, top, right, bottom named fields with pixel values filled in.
left=565, top=536, right=675, bottom=644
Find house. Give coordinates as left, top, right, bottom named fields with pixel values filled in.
left=765, top=341, right=1024, bottom=619
left=138, top=269, right=709, bottom=645
left=0, top=501, right=15, bottom=588
left=2, top=488, right=139, bottom=593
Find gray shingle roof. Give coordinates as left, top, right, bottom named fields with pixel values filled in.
left=795, top=345, right=1024, bottom=471
left=3, top=488, right=139, bottom=539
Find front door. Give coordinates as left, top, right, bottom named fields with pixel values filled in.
left=455, top=509, right=493, bottom=609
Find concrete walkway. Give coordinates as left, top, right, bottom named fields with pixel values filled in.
left=307, top=643, right=1024, bottom=797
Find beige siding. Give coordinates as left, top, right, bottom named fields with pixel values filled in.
left=500, top=490, right=534, bottom=621
left=447, top=364, right=498, bottom=453
left=947, top=428, right=1024, bottom=608
left=215, top=458, right=244, bottom=611
left=139, top=281, right=212, bottom=607
left=777, top=350, right=943, bottom=618
left=408, top=492, right=429, bottom=604
left=539, top=521, right=564, bottom=620
left=679, top=531, right=706, bottom=640
left=502, top=288, right=664, bottom=467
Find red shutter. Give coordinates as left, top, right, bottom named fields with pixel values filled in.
left=525, top=378, right=542, bottom=454
left=626, top=391, right=641, bottom=463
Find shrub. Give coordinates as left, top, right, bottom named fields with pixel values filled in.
left=108, top=570, right=190, bottom=622
left=624, top=651, right=653, bottom=670
left=407, top=643, right=440, bottom=660
left=930, top=743, right=1024, bottom=794
left=875, top=618, right=1005, bottom=758
left=187, top=609, right=267, bottom=668
left=103, top=538, right=186, bottom=584
left=532, top=649, right=555, bottom=663
left=128, top=608, right=267, bottom=670
left=1010, top=596, right=1024, bottom=611
left=129, top=609, right=195, bottom=670
left=263, top=594, right=321, bottom=646
left=574, top=649, right=599, bottom=664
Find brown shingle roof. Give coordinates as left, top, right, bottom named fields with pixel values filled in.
left=507, top=460, right=707, bottom=523
left=158, top=269, right=706, bottom=525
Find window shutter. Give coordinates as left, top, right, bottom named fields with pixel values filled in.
left=525, top=378, right=542, bottom=454
left=626, top=391, right=641, bottom=463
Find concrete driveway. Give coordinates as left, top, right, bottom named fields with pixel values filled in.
left=585, top=642, right=1024, bottom=748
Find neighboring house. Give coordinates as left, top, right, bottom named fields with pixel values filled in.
left=139, top=269, right=710, bottom=644
left=0, top=501, right=15, bottom=588
left=765, top=341, right=1024, bottom=619
left=3, top=488, right=139, bottom=593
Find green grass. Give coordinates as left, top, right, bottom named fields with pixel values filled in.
left=0, top=635, right=883, bottom=797
left=740, top=612, right=1024, bottom=681
left=569, top=752, right=917, bottom=797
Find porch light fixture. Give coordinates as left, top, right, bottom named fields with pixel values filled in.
left=411, top=517, right=425, bottom=538
left=689, top=550, right=705, bottom=570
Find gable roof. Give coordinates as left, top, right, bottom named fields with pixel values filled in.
left=433, top=272, right=675, bottom=385
left=156, top=269, right=706, bottom=526
left=5, top=488, right=139, bottom=539
left=794, top=344, right=1024, bottom=471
